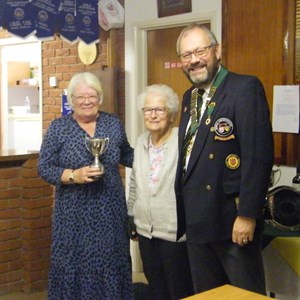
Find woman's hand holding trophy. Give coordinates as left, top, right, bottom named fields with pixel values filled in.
left=71, top=166, right=104, bottom=184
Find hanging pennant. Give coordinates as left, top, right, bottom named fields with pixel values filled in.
left=6, top=0, right=35, bottom=38
left=76, top=0, right=99, bottom=45
left=57, top=0, right=77, bottom=44
left=31, top=0, right=59, bottom=40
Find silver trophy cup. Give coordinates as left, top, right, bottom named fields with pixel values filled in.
left=85, top=137, right=109, bottom=179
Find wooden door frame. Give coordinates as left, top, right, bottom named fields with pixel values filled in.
left=125, top=11, right=218, bottom=144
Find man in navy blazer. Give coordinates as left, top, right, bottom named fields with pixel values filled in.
left=175, top=24, right=274, bottom=295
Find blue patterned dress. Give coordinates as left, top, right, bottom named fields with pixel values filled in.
left=38, top=112, right=134, bottom=300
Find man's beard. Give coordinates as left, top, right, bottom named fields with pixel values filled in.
left=184, top=58, right=219, bottom=87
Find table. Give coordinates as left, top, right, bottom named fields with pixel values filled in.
left=182, top=284, right=275, bottom=300
left=263, top=237, right=300, bottom=300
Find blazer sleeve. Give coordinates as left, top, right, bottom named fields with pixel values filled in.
left=233, top=75, right=274, bottom=218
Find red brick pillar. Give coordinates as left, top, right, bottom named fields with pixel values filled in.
left=0, top=156, right=54, bottom=294
left=21, top=158, right=53, bottom=293
left=0, top=165, right=23, bottom=293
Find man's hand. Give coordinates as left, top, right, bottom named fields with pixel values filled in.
left=232, top=216, right=256, bottom=246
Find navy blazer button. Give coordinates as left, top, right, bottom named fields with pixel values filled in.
left=206, top=185, right=212, bottom=191
left=209, top=153, right=214, bottom=159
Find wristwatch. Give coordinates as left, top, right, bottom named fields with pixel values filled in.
left=69, top=170, right=75, bottom=183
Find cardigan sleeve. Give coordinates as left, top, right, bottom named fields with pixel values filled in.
left=127, top=162, right=137, bottom=216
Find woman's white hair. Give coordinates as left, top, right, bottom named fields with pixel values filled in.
left=67, top=72, right=103, bottom=107
left=137, top=84, right=179, bottom=115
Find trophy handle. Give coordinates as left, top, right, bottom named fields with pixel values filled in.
left=102, top=137, right=109, bottom=154
left=85, top=136, right=91, bottom=153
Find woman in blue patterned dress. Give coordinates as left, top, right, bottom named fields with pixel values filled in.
left=38, top=72, right=134, bottom=300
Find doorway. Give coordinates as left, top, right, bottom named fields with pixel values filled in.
left=147, top=24, right=210, bottom=125
left=125, top=14, right=215, bottom=141
left=147, top=26, right=187, bottom=126
left=0, top=38, right=42, bottom=150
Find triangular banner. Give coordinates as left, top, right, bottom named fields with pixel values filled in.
left=6, top=0, right=35, bottom=38
left=76, top=0, right=99, bottom=45
left=31, top=0, right=59, bottom=40
left=57, top=0, right=78, bottom=44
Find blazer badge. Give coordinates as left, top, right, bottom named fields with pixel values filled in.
left=214, top=117, right=235, bottom=141
left=225, top=154, right=240, bottom=170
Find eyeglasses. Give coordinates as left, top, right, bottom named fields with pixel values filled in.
left=142, top=107, right=167, bottom=116
left=178, top=44, right=214, bottom=62
left=73, top=95, right=99, bottom=104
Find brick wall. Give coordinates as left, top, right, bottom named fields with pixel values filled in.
left=21, top=158, right=53, bottom=293
left=0, top=164, right=23, bottom=293
left=0, top=158, right=53, bottom=294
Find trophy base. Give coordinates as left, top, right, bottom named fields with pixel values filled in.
left=89, top=164, right=104, bottom=180
left=89, top=174, right=103, bottom=180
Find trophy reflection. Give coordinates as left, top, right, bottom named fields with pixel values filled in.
left=85, top=137, right=109, bottom=179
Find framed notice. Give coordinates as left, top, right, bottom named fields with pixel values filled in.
left=157, top=0, right=192, bottom=18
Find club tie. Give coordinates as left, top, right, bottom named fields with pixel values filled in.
left=182, top=88, right=204, bottom=169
